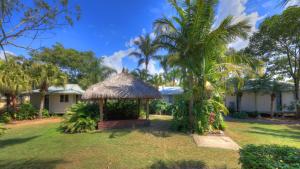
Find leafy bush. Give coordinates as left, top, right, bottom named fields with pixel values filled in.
left=240, top=144, right=300, bottom=169
left=60, top=103, right=99, bottom=133
left=246, top=111, right=259, bottom=118
left=16, top=103, right=39, bottom=120
left=170, top=99, right=190, bottom=132
left=149, top=100, right=169, bottom=115
left=0, top=112, right=12, bottom=123
left=104, top=100, right=139, bottom=120
left=230, top=112, right=249, bottom=119
left=42, top=109, right=50, bottom=117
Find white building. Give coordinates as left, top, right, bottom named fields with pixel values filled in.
left=30, top=84, right=84, bottom=114
left=159, top=86, right=184, bottom=104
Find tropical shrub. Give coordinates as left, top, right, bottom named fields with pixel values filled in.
left=240, top=144, right=300, bottom=169
left=0, top=112, right=12, bottom=123
left=149, top=99, right=169, bottom=115
left=16, top=103, right=39, bottom=120
left=246, top=111, right=259, bottom=118
left=42, top=109, right=50, bottom=117
left=170, top=99, right=190, bottom=132
left=104, top=100, right=139, bottom=120
left=60, top=102, right=99, bottom=133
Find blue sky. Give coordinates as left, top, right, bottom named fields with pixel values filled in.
left=3, top=0, right=299, bottom=74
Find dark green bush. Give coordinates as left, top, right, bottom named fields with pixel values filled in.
left=240, top=144, right=300, bottom=169
left=246, top=111, right=259, bottom=118
left=104, top=100, right=139, bottom=120
left=16, top=103, right=38, bottom=120
left=60, top=102, right=99, bottom=133
left=170, top=100, right=190, bottom=132
left=149, top=99, right=169, bottom=115
left=230, top=111, right=249, bottom=119
left=0, top=112, right=12, bottom=123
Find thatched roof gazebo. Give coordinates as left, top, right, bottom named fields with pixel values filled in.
left=82, top=72, right=161, bottom=129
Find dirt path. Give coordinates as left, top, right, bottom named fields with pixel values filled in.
left=5, top=117, right=62, bottom=128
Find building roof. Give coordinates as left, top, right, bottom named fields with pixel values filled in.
left=82, top=72, right=161, bottom=99
left=159, top=86, right=184, bottom=95
left=32, top=84, right=84, bottom=95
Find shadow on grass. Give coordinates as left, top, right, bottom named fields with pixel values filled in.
left=0, top=159, right=67, bottom=169
left=248, top=127, right=300, bottom=140
left=148, top=160, right=227, bottom=169
left=226, top=117, right=300, bottom=125
left=0, top=135, right=40, bottom=149
left=106, top=117, right=184, bottom=139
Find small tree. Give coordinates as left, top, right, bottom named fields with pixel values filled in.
left=129, top=34, right=160, bottom=75
left=0, top=0, right=80, bottom=61
left=0, top=58, right=30, bottom=112
left=30, top=63, right=67, bottom=118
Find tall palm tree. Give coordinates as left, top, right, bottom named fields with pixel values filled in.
left=130, top=34, right=160, bottom=75
left=155, top=0, right=251, bottom=131
left=0, top=58, right=30, bottom=112
left=30, top=63, right=67, bottom=118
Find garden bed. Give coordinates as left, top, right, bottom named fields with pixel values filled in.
left=98, top=119, right=150, bottom=129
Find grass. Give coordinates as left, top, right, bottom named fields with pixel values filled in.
left=0, top=115, right=299, bottom=169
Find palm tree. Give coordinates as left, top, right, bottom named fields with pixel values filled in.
left=154, top=0, right=251, bottom=131
left=130, top=34, right=160, bottom=75
left=149, top=74, right=163, bottom=88
left=30, top=63, right=67, bottom=118
left=130, top=68, right=150, bottom=82
left=0, top=58, right=30, bottom=112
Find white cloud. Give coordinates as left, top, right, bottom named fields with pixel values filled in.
left=139, top=60, right=163, bottom=75
left=285, top=0, right=300, bottom=8
left=214, top=0, right=262, bottom=50
left=102, top=48, right=134, bottom=73
left=0, top=51, right=15, bottom=60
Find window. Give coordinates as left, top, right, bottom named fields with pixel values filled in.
left=60, top=95, right=69, bottom=103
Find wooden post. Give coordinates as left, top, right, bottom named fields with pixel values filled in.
left=99, top=99, right=104, bottom=121
left=146, top=99, right=149, bottom=120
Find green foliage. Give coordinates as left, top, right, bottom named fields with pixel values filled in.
left=42, top=109, right=50, bottom=118
left=16, top=103, right=39, bottom=120
left=0, top=112, right=12, bottom=123
left=104, top=100, right=139, bottom=120
left=149, top=100, right=169, bottom=115
left=170, top=100, right=190, bottom=132
left=60, top=102, right=99, bottom=133
left=32, top=43, right=116, bottom=89
left=240, top=144, right=300, bottom=169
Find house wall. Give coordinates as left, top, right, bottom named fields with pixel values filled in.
left=49, top=94, right=77, bottom=114
left=282, top=92, right=295, bottom=112
left=225, top=95, right=236, bottom=111
left=30, top=93, right=42, bottom=109
left=240, top=92, right=256, bottom=112
left=225, top=91, right=296, bottom=113
left=30, top=93, right=78, bottom=114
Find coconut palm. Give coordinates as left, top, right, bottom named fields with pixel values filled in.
left=154, top=0, right=251, bottom=131
left=130, top=34, right=160, bottom=75
left=0, top=58, right=31, bottom=112
left=30, top=63, right=67, bottom=118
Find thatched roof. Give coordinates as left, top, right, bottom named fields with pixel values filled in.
left=82, top=72, right=161, bottom=99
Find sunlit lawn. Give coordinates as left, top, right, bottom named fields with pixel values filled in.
left=0, top=115, right=299, bottom=169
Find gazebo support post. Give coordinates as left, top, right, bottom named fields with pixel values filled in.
left=99, top=99, right=104, bottom=121
left=146, top=99, right=149, bottom=120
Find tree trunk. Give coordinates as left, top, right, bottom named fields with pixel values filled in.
left=236, top=93, right=242, bottom=113
left=270, top=94, right=276, bottom=118
left=5, top=94, right=11, bottom=112
left=254, top=92, right=257, bottom=112
left=188, top=72, right=194, bottom=130
left=11, top=95, right=17, bottom=113
left=39, top=93, right=46, bottom=118
left=294, top=79, right=300, bottom=118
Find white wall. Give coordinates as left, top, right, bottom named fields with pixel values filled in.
left=49, top=94, right=77, bottom=114
left=30, top=93, right=41, bottom=109
left=240, top=92, right=256, bottom=112
left=282, top=92, right=295, bottom=112
left=225, top=95, right=236, bottom=111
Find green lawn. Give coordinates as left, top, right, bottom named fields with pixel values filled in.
left=0, top=116, right=299, bottom=169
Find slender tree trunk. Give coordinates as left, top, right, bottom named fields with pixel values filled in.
left=236, top=93, right=242, bottom=113
left=5, top=94, right=10, bottom=112
left=254, top=92, right=257, bottom=113
left=188, top=72, right=194, bottom=130
left=11, top=95, right=17, bottom=113
left=270, top=94, right=276, bottom=118
left=294, top=79, right=300, bottom=118
left=39, top=92, right=46, bottom=118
